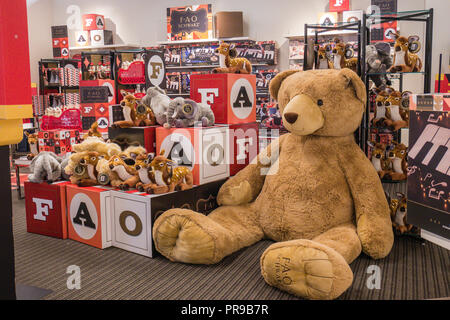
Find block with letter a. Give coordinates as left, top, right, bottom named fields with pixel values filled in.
left=156, top=126, right=230, bottom=185
left=66, top=184, right=113, bottom=249
left=25, top=181, right=71, bottom=239
left=190, top=73, right=256, bottom=124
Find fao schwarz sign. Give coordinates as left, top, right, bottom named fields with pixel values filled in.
left=170, top=8, right=208, bottom=34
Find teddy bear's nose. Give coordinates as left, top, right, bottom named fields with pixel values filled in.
left=284, top=112, right=298, bottom=124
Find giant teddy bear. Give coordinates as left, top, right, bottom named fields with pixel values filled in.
left=152, top=68, right=394, bottom=300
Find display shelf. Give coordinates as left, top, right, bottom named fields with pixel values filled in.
left=157, top=37, right=250, bottom=45
left=69, top=44, right=141, bottom=51
left=167, top=93, right=190, bottom=96
left=367, top=71, right=426, bottom=76
left=284, top=30, right=357, bottom=40
left=166, top=63, right=271, bottom=70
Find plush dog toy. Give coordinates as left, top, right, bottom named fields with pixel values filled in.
left=367, top=140, right=391, bottom=179
left=389, top=192, right=414, bottom=234
left=165, top=97, right=215, bottom=128
left=140, top=86, right=171, bottom=126
left=388, top=33, right=422, bottom=72
left=366, top=42, right=392, bottom=88
left=314, top=44, right=333, bottom=69
left=152, top=69, right=393, bottom=300
left=28, top=152, right=63, bottom=184
left=25, top=132, right=39, bottom=160
left=332, top=39, right=358, bottom=72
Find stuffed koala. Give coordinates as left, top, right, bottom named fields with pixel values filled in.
left=141, top=86, right=171, bottom=126
left=28, top=152, right=63, bottom=184
left=366, top=42, right=393, bottom=88
left=164, top=97, right=215, bottom=128
left=153, top=69, right=393, bottom=300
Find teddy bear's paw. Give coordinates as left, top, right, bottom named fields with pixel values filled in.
left=217, top=180, right=252, bottom=206
left=260, top=240, right=353, bottom=300
left=153, top=209, right=219, bottom=264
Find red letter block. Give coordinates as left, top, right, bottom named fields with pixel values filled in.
left=66, top=184, right=112, bottom=249
left=228, top=122, right=259, bottom=176
left=190, top=73, right=256, bottom=124
left=25, top=181, right=71, bottom=239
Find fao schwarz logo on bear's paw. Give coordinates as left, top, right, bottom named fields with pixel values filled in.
left=230, top=78, right=254, bottom=120
left=275, top=256, right=293, bottom=286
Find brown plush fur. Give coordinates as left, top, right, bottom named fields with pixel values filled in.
left=153, top=69, right=393, bottom=300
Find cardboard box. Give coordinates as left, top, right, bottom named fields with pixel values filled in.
left=190, top=73, right=256, bottom=124
left=156, top=126, right=230, bottom=185
left=25, top=181, right=71, bottom=239
left=38, top=129, right=81, bottom=155
left=66, top=184, right=113, bottom=249
left=215, top=11, right=243, bottom=38
left=90, top=30, right=113, bottom=46
left=144, top=49, right=166, bottom=90
left=110, top=179, right=226, bottom=257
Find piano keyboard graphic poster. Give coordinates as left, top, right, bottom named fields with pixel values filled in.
left=407, top=110, right=450, bottom=238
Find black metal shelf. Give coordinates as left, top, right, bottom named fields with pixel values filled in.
left=362, top=9, right=433, bottom=155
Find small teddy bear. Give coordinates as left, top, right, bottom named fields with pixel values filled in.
left=164, top=97, right=215, bottom=128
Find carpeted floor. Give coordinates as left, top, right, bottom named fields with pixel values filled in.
left=12, top=192, right=449, bottom=300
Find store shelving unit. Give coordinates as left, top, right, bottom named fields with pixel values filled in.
left=69, top=43, right=141, bottom=52
left=361, top=9, right=434, bottom=155
left=303, top=21, right=363, bottom=75
left=156, top=36, right=250, bottom=45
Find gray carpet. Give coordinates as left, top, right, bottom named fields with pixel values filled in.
left=12, top=193, right=449, bottom=300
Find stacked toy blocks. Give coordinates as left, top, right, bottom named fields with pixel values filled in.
left=189, top=73, right=259, bottom=176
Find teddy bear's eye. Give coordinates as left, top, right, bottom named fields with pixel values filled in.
left=317, top=99, right=324, bottom=106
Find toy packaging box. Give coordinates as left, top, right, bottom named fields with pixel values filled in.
left=25, top=181, right=71, bottom=239
left=181, top=44, right=219, bottom=66
left=166, top=4, right=213, bottom=41
left=166, top=72, right=181, bottom=94
left=228, top=122, right=259, bottom=176
left=144, top=49, right=166, bottom=90
left=156, top=126, right=230, bottom=185
left=38, top=129, right=81, bottom=155
left=164, top=46, right=182, bottom=67
left=190, top=73, right=257, bottom=124
left=80, top=80, right=115, bottom=132
left=109, top=178, right=226, bottom=257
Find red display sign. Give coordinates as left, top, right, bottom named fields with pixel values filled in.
left=329, top=0, right=350, bottom=12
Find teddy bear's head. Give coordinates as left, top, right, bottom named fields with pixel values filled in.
left=269, top=68, right=366, bottom=137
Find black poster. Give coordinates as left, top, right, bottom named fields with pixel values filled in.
left=371, top=0, right=397, bottom=14
left=51, top=25, right=68, bottom=38
left=80, top=86, right=109, bottom=103
left=170, top=7, right=208, bottom=34
left=144, top=49, right=166, bottom=90
left=407, top=111, right=450, bottom=239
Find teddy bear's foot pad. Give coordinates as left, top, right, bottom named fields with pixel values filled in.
left=260, top=239, right=353, bottom=300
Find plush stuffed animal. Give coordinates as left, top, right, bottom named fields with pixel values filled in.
left=135, top=154, right=157, bottom=193
left=366, top=42, right=392, bottom=88
left=385, top=141, right=407, bottom=181
left=164, top=97, right=215, bottom=128
left=65, top=137, right=122, bottom=186
left=367, top=141, right=391, bottom=179
left=371, top=87, right=394, bottom=127
left=28, top=152, right=62, bottom=184
left=85, top=121, right=103, bottom=140
left=388, top=192, right=413, bottom=234
left=388, top=33, right=422, bottom=72
left=383, top=90, right=410, bottom=131
left=314, top=44, right=333, bottom=69
left=147, top=150, right=193, bottom=194
left=140, top=86, right=171, bottom=126
left=152, top=69, right=393, bottom=300
left=213, top=42, right=252, bottom=74
left=25, top=132, right=39, bottom=160
left=332, top=39, right=358, bottom=72
left=108, top=155, right=140, bottom=190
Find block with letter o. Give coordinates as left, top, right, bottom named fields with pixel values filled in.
left=66, top=184, right=112, bottom=249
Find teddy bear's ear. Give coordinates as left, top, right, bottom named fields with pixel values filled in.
left=338, top=69, right=366, bottom=104
left=269, top=70, right=299, bottom=100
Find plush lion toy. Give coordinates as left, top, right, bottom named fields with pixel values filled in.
left=153, top=69, right=394, bottom=300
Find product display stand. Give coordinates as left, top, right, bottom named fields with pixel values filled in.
left=361, top=9, right=434, bottom=155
